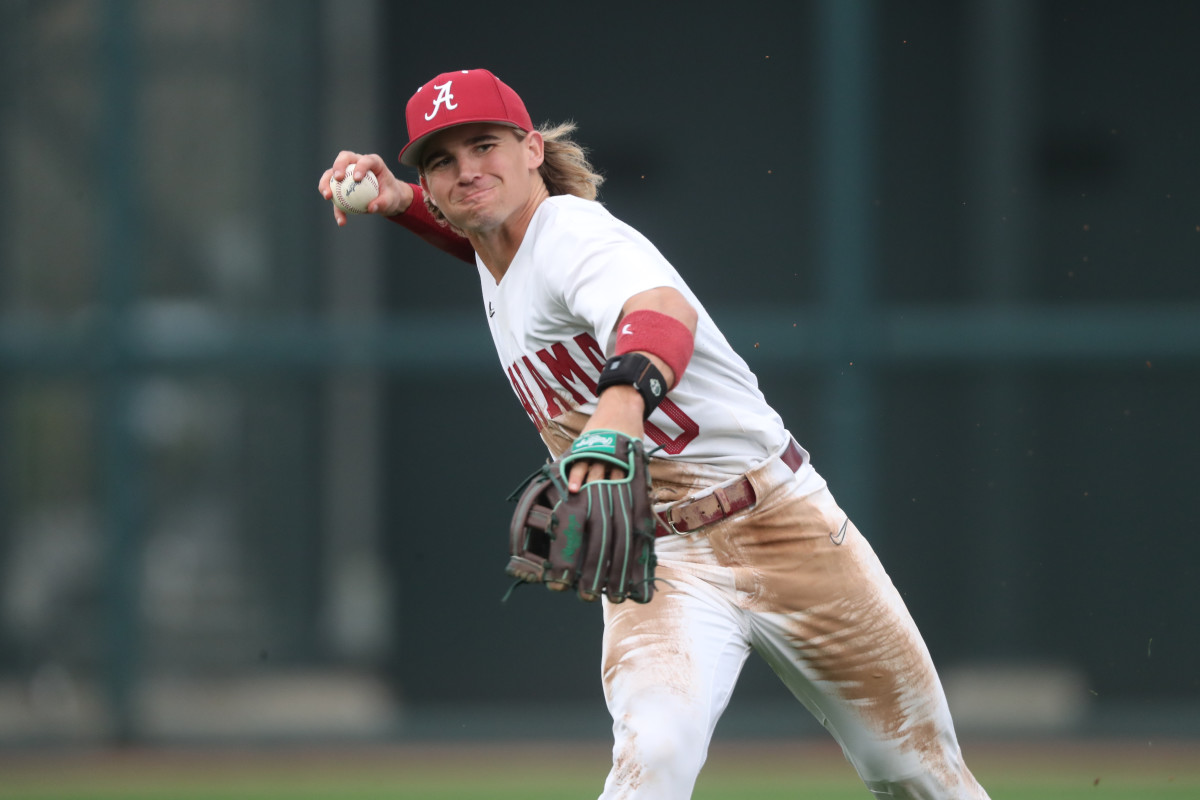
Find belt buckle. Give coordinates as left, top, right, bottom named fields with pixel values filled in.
left=656, top=510, right=688, bottom=537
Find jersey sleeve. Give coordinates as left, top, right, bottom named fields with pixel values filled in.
left=386, top=183, right=476, bottom=265
left=554, top=229, right=678, bottom=355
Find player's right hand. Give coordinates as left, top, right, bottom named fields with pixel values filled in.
left=318, top=151, right=414, bottom=226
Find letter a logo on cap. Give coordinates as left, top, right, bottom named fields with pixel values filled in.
left=425, top=81, right=458, bottom=121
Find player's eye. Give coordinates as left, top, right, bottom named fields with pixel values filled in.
left=426, top=155, right=452, bottom=171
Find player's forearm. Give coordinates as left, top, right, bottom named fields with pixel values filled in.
left=584, top=385, right=646, bottom=440
left=386, top=183, right=476, bottom=264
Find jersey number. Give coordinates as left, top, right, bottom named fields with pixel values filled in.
left=644, top=398, right=698, bottom=455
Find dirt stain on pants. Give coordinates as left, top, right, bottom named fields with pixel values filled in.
left=598, top=475, right=989, bottom=800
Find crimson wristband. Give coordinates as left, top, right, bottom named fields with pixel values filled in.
left=613, top=309, right=694, bottom=388
left=596, top=353, right=668, bottom=420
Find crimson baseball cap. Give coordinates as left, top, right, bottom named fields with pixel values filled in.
left=398, top=68, right=533, bottom=168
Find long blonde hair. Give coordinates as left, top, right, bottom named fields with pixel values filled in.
left=537, top=121, right=604, bottom=200
left=421, top=121, right=604, bottom=231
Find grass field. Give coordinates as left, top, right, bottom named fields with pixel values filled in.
left=0, top=739, right=1196, bottom=799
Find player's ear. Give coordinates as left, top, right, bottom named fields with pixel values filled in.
left=524, top=130, right=544, bottom=170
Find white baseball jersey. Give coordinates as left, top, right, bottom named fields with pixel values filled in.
left=478, top=195, right=797, bottom=479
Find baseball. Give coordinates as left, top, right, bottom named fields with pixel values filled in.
left=329, top=163, right=380, bottom=214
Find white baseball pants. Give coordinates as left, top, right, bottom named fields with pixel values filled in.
left=597, top=457, right=990, bottom=799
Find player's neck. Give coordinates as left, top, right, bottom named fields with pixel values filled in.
left=470, top=183, right=550, bottom=283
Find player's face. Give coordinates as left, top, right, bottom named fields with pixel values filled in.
left=418, top=123, right=544, bottom=234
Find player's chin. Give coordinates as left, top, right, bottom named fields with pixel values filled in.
left=446, top=205, right=500, bottom=234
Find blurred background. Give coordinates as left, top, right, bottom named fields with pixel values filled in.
left=1, top=0, right=1197, bottom=748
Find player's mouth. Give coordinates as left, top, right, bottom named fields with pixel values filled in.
left=456, top=185, right=496, bottom=205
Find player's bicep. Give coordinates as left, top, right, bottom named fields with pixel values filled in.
left=619, top=287, right=698, bottom=337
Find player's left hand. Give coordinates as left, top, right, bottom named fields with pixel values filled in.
left=507, top=430, right=658, bottom=603
left=568, top=385, right=644, bottom=492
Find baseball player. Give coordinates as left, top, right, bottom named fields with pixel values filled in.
left=319, top=68, right=989, bottom=800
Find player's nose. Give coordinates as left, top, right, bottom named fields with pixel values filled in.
left=455, top=154, right=484, bottom=183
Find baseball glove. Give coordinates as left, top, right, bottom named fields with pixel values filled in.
left=506, top=430, right=658, bottom=604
